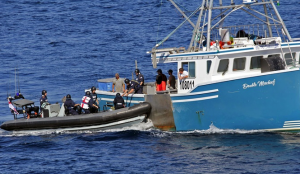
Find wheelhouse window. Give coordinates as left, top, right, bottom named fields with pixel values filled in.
left=181, top=62, right=195, bottom=78
left=284, top=52, right=296, bottom=65
left=207, top=60, right=212, bottom=74
left=217, top=59, right=229, bottom=73
left=250, top=56, right=262, bottom=69
left=233, top=57, right=246, bottom=71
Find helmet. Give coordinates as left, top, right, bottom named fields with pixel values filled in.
left=66, top=94, right=71, bottom=99
left=124, top=78, right=130, bottom=84
left=85, top=91, right=91, bottom=96
left=116, top=93, right=120, bottom=97
left=42, top=90, right=47, bottom=95
left=91, top=86, right=96, bottom=91
left=135, top=69, right=140, bottom=74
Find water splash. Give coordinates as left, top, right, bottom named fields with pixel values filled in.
left=0, top=120, right=155, bottom=137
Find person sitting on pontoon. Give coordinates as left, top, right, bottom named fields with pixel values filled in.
left=64, top=94, right=81, bottom=115
left=81, top=91, right=97, bottom=114
left=113, top=93, right=125, bottom=110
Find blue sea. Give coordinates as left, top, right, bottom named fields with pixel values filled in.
left=1, top=0, right=300, bottom=173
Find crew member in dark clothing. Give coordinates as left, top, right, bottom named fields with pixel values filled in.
left=156, top=69, right=167, bottom=91
left=81, top=91, right=95, bottom=114
left=64, top=94, right=81, bottom=115
left=90, top=86, right=99, bottom=113
left=113, top=93, right=125, bottom=110
left=122, top=79, right=141, bottom=96
left=135, top=69, right=144, bottom=94
left=40, top=90, right=49, bottom=111
left=168, top=69, right=176, bottom=89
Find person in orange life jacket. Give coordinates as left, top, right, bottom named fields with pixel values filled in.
left=64, top=94, right=81, bottom=115
left=135, top=69, right=144, bottom=94
left=155, top=69, right=167, bottom=91
left=113, top=93, right=125, bottom=110
left=90, top=86, right=99, bottom=113
left=81, top=91, right=95, bottom=114
left=122, top=79, right=140, bottom=97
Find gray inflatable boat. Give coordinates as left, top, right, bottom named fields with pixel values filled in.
left=1, top=102, right=151, bottom=131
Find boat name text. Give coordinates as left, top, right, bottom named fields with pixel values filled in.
left=243, top=79, right=275, bottom=89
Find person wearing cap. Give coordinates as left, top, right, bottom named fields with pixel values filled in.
left=113, top=93, right=125, bottom=110
left=112, top=73, right=125, bottom=93
left=40, top=90, right=49, bottom=112
left=178, top=68, right=189, bottom=81
left=168, top=69, right=176, bottom=89
left=122, top=79, right=141, bottom=96
left=81, top=91, right=96, bottom=114
left=135, top=69, right=144, bottom=94
left=64, top=94, right=81, bottom=115
left=90, top=86, right=99, bottom=113
left=156, top=69, right=167, bottom=91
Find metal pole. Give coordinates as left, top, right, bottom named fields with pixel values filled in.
left=207, top=0, right=214, bottom=51
left=263, top=2, right=272, bottom=37
left=188, top=0, right=205, bottom=51
left=269, top=0, right=292, bottom=41
left=169, top=0, right=196, bottom=28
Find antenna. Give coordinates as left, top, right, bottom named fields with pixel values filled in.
left=17, top=66, right=20, bottom=94
left=15, top=68, right=16, bottom=95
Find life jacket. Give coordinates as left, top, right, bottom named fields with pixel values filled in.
left=81, top=96, right=91, bottom=109
left=114, top=96, right=124, bottom=109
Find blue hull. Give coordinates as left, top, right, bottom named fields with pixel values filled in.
left=97, top=69, right=300, bottom=131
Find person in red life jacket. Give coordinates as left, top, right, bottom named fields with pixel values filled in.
left=64, top=94, right=81, bottom=115
left=81, top=91, right=96, bottom=114
left=156, top=69, right=167, bottom=91
left=113, top=93, right=125, bottom=110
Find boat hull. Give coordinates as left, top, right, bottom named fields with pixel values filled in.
left=1, top=102, right=151, bottom=131
left=97, top=69, right=300, bottom=132
left=172, top=69, right=300, bottom=131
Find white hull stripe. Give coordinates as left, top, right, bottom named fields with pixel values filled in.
left=102, top=98, right=142, bottom=104
left=102, top=95, right=219, bottom=104
left=282, top=121, right=300, bottom=128
left=170, top=89, right=218, bottom=97
left=18, top=116, right=145, bottom=132
left=172, top=95, right=218, bottom=103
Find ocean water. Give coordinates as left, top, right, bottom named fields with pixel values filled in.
left=1, top=0, right=300, bottom=173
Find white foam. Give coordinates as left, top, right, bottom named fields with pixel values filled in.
left=0, top=119, right=155, bottom=136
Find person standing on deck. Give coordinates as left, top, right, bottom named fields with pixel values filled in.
left=156, top=69, right=167, bottom=91
left=40, top=90, right=49, bottom=112
left=135, top=69, right=144, bottom=94
left=90, top=86, right=99, bottom=113
left=112, top=73, right=125, bottom=93
left=168, top=69, right=176, bottom=89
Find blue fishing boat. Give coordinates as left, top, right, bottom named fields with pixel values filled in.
left=96, top=0, right=300, bottom=132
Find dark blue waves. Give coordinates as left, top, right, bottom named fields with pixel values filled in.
left=1, top=0, right=300, bottom=173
